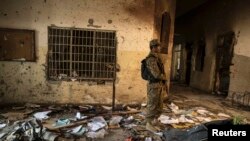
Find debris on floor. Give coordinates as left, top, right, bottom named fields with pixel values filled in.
left=0, top=102, right=246, bottom=141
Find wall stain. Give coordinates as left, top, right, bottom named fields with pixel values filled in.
left=108, top=19, right=112, bottom=24
left=16, top=79, right=23, bottom=84
left=0, top=92, right=4, bottom=97
left=122, top=0, right=154, bottom=23
left=0, top=80, right=5, bottom=85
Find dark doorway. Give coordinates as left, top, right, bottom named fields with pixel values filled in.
left=214, top=32, right=235, bottom=95
left=185, top=42, right=193, bottom=85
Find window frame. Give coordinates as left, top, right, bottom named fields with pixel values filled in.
left=47, top=26, right=117, bottom=81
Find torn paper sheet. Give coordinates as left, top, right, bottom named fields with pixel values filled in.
left=178, top=115, right=195, bottom=123
left=75, top=112, right=87, bottom=120
left=0, top=123, right=6, bottom=129
left=218, top=113, right=231, bottom=118
left=88, top=122, right=106, bottom=132
left=86, top=129, right=106, bottom=139
left=158, top=115, right=179, bottom=124
left=68, top=125, right=88, bottom=136
left=195, top=116, right=212, bottom=122
left=168, top=103, right=185, bottom=114
left=0, top=133, right=6, bottom=139
left=42, top=130, right=59, bottom=141
left=33, top=111, right=52, bottom=120
left=88, top=116, right=107, bottom=131
left=124, top=123, right=137, bottom=128
left=102, top=106, right=112, bottom=110
left=109, top=116, right=123, bottom=126
left=53, top=119, right=70, bottom=127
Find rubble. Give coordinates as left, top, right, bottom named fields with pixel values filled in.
left=0, top=102, right=241, bottom=141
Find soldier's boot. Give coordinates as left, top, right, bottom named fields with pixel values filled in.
left=151, top=118, right=161, bottom=126
left=152, top=118, right=164, bottom=130
left=146, top=122, right=158, bottom=133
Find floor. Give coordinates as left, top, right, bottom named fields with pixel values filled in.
left=0, top=84, right=249, bottom=141
left=169, top=84, right=250, bottom=121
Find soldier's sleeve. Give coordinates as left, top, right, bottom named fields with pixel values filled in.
left=146, top=57, right=165, bottom=80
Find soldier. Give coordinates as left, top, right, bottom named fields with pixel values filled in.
left=145, top=39, right=167, bottom=132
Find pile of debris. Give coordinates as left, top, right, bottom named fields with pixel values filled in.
left=0, top=102, right=243, bottom=141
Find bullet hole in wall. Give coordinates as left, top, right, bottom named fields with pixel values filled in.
left=108, top=19, right=112, bottom=24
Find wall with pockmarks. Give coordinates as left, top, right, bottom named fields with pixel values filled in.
left=0, top=0, right=176, bottom=104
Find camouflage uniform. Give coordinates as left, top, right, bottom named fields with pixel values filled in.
left=145, top=52, right=166, bottom=122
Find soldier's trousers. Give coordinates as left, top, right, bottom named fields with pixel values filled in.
left=146, top=83, right=166, bottom=122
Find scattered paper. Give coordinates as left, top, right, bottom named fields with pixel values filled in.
left=195, top=116, right=212, bottom=122
left=158, top=115, right=179, bottom=124
left=68, top=125, right=88, bottom=136
left=86, top=129, right=106, bottom=139
left=169, top=103, right=179, bottom=111
left=76, top=112, right=87, bottom=120
left=124, top=123, right=137, bottom=128
left=109, top=116, right=123, bottom=126
left=127, top=106, right=137, bottom=112
left=53, top=119, right=70, bottom=127
left=33, top=111, right=51, bottom=120
left=102, top=106, right=112, bottom=110
left=218, top=113, right=230, bottom=118
left=0, top=133, right=6, bottom=139
left=145, top=137, right=152, bottom=141
left=71, top=78, right=77, bottom=82
left=0, top=123, right=6, bottom=129
left=88, top=116, right=107, bottom=131
left=127, top=116, right=134, bottom=121
left=168, top=103, right=185, bottom=114
left=197, top=109, right=209, bottom=115
left=42, top=130, right=59, bottom=141
left=178, top=115, right=194, bottom=123
left=88, top=122, right=106, bottom=132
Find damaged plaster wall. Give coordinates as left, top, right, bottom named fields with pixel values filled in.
left=154, top=0, right=176, bottom=93
left=175, top=0, right=250, bottom=96
left=0, top=0, right=157, bottom=104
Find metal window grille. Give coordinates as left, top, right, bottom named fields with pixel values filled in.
left=48, top=27, right=116, bottom=81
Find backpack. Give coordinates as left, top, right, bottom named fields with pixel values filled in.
left=141, top=56, right=157, bottom=81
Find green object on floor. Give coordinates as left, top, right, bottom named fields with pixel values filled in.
left=233, top=116, right=243, bottom=125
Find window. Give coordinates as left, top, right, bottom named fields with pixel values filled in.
left=48, top=27, right=116, bottom=81
left=195, top=38, right=206, bottom=71
left=0, top=28, right=36, bottom=61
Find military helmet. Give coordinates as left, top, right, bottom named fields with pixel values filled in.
left=150, top=39, right=160, bottom=47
